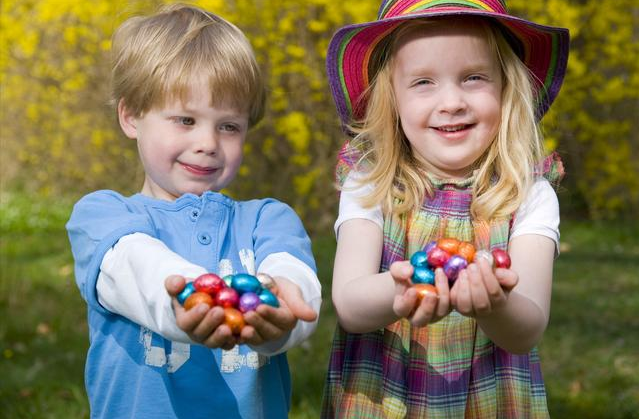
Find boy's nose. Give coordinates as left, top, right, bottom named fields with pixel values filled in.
left=195, top=130, right=218, bottom=154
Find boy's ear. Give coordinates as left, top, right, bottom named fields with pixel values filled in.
left=117, top=99, right=138, bottom=139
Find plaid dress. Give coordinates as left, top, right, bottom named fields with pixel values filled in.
left=322, top=153, right=563, bottom=418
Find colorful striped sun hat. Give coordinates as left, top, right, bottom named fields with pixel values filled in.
left=326, top=0, right=569, bottom=127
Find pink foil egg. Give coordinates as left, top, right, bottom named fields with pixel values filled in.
left=427, top=247, right=451, bottom=268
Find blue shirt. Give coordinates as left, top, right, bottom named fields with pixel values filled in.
left=66, top=190, right=317, bottom=419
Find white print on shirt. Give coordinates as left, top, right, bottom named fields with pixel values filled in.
left=140, top=327, right=190, bottom=373
left=238, top=249, right=256, bottom=274
left=220, top=345, right=269, bottom=372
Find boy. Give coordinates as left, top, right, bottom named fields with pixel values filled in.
left=66, top=4, right=321, bottom=418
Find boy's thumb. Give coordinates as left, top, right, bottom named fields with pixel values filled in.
left=281, top=287, right=317, bottom=322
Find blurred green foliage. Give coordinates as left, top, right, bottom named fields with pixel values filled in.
left=1, top=0, right=638, bottom=229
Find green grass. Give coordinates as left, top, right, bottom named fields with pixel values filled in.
left=1, top=194, right=638, bottom=418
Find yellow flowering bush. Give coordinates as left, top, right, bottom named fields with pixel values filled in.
left=1, top=0, right=637, bottom=227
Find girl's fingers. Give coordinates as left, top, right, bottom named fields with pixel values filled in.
left=494, top=268, right=518, bottom=292
left=409, top=292, right=438, bottom=326
left=433, top=268, right=450, bottom=318
left=466, top=263, right=492, bottom=316
left=454, top=271, right=473, bottom=316
left=390, top=261, right=414, bottom=285
left=393, top=287, right=418, bottom=318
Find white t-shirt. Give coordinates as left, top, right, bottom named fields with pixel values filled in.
left=335, top=173, right=560, bottom=252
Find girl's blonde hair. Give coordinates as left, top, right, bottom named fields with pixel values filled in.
left=111, top=4, right=265, bottom=126
left=348, top=17, right=544, bottom=221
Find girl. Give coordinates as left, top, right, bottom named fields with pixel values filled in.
left=322, top=0, right=568, bottom=417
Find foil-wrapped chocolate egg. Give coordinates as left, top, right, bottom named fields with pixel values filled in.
left=193, top=273, right=226, bottom=296
left=222, top=275, right=233, bottom=287
left=231, top=273, right=262, bottom=295
left=457, top=242, right=476, bottom=263
left=474, top=250, right=494, bottom=268
left=183, top=291, right=214, bottom=311
left=256, top=273, right=276, bottom=290
left=177, top=282, right=196, bottom=305
left=437, top=238, right=460, bottom=255
left=413, top=283, right=438, bottom=303
left=258, top=288, right=280, bottom=308
left=412, top=266, right=435, bottom=285
left=238, top=292, right=261, bottom=313
left=443, top=255, right=468, bottom=282
left=427, top=247, right=451, bottom=268
left=491, top=249, right=512, bottom=269
left=423, top=241, right=437, bottom=256
left=410, top=251, right=429, bottom=268
left=223, top=307, right=245, bottom=335
left=216, top=287, right=240, bottom=308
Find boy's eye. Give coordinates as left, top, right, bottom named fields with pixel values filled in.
left=220, top=123, right=239, bottom=133
left=175, top=117, right=195, bottom=126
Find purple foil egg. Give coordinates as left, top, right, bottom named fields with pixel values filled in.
left=423, top=241, right=437, bottom=256
left=238, top=292, right=261, bottom=313
left=443, top=255, right=468, bottom=282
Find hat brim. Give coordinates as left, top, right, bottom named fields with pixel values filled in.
left=326, top=9, right=569, bottom=127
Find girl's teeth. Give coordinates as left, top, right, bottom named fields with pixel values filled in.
left=440, top=125, right=465, bottom=132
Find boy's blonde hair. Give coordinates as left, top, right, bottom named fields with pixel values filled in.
left=349, top=17, right=544, bottom=221
left=111, top=3, right=265, bottom=126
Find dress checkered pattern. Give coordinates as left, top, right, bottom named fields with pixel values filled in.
left=322, top=151, right=563, bottom=418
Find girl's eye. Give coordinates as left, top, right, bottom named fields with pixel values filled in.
left=175, top=117, right=195, bottom=126
left=414, top=79, right=432, bottom=86
left=466, top=75, right=485, bottom=82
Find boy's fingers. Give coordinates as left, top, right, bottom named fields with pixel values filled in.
left=165, top=275, right=186, bottom=296
left=243, top=311, right=283, bottom=341
left=190, top=306, right=224, bottom=340
left=272, top=278, right=318, bottom=322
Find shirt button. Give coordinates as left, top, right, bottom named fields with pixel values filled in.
left=189, top=209, right=200, bottom=221
left=197, top=232, right=211, bottom=245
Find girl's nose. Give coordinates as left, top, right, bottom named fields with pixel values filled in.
left=438, top=84, right=467, bottom=114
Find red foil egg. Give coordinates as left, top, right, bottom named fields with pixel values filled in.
left=216, top=287, right=240, bottom=308
left=183, top=292, right=214, bottom=311
left=492, top=249, right=511, bottom=269
left=427, top=247, right=451, bottom=268
left=193, top=273, right=226, bottom=296
left=223, top=307, right=245, bottom=335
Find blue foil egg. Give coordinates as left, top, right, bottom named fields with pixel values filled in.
left=410, top=251, right=429, bottom=268
left=258, top=288, right=280, bottom=308
left=412, top=266, right=436, bottom=285
left=222, top=274, right=234, bottom=287
left=231, top=273, right=262, bottom=295
left=177, top=282, right=196, bottom=305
